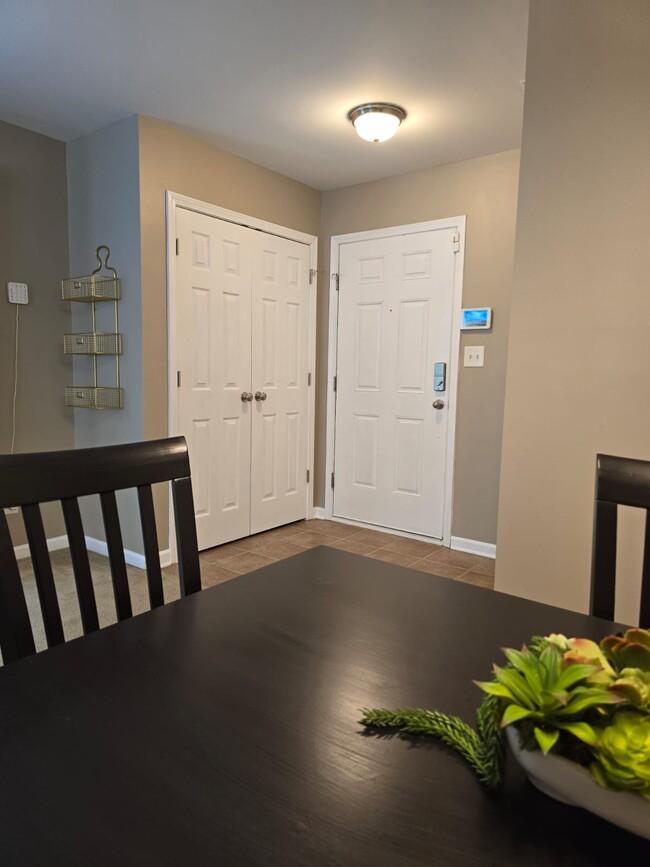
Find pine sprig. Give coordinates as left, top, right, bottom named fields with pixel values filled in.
left=360, top=707, right=484, bottom=763
left=360, top=695, right=505, bottom=792
left=475, top=694, right=505, bottom=789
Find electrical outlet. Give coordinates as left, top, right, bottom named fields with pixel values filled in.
left=7, top=282, right=29, bottom=304
left=464, top=346, right=485, bottom=367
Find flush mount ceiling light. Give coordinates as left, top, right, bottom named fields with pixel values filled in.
left=347, top=103, right=407, bottom=143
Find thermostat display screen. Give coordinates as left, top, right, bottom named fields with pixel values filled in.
left=461, top=307, right=492, bottom=330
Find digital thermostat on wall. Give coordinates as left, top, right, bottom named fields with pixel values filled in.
left=460, top=307, right=492, bottom=330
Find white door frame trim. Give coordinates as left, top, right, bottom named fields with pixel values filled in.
left=166, top=191, right=318, bottom=562
left=324, top=216, right=466, bottom=547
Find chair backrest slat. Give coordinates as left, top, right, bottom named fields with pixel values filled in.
left=0, top=437, right=202, bottom=663
left=22, top=503, right=65, bottom=648
left=641, top=513, right=650, bottom=627
left=100, top=491, right=133, bottom=621
left=172, top=477, right=201, bottom=597
left=0, top=512, right=36, bottom=662
left=137, top=484, right=165, bottom=609
left=61, top=497, right=100, bottom=635
left=590, top=499, right=618, bottom=621
left=590, top=453, right=650, bottom=626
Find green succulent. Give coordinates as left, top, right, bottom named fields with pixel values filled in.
left=609, top=668, right=650, bottom=712
left=476, top=644, right=623, bottom=755
left=542, top=634, right=616, bottom=684
left=591, top=711, right=650, bottom=798
left=601, top=628, right=650, bottom=673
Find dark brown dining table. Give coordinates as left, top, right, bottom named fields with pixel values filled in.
left=0, top=546, right=648, bottom=865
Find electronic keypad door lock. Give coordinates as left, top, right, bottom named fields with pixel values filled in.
left=434, top=362, right=447, bottom=392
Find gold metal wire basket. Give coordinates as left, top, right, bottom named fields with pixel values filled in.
left=61, top=274, right=120, bottom=302
left=63, top=332, right=122, bottom=355
left=65, top=386, right=124, bottom=410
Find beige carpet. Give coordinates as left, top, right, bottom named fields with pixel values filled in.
left=14, top=548, right=183, bottom=656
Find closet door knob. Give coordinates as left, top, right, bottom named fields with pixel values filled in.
left=254, top=391, right=267, bottom=401
left=241, top=392, right=254, bottom=402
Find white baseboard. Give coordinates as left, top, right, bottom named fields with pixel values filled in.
left=13, top=534, right=69, bottom=561
left=312, top=507, right=327, bottom=520
left=14, top=533, right=172, bottom=571
left=85, top=536, right=145, bottom=569
left=85, top=537, right=172, bottom=571
left=450, top=536, right=496, bottom=559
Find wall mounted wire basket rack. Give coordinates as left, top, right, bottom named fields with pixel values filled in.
left=62, top=245, right=123, bottom=409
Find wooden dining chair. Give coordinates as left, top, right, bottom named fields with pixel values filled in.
left=590, top=453, right=650, bottom=626
left=0, top=436, right=201, bottom=664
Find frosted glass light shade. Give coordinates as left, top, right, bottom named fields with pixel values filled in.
left=347, top=103, right=406, bottom=143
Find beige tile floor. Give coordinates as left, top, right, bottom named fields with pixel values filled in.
left=184, top=519, right=495, bottom=591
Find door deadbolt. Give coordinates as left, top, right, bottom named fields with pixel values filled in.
left=432, top=399, right=445, bottom=410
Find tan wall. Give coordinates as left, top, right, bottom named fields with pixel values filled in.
left=0, top=120, right=72, bottom=546
left=137, top=116, right=322, bottom=545
left=319, top=150, right=520, bottom=543
left=496, top=0, right=650, bottom=624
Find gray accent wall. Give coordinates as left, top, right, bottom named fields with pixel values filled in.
left=66, top=116, right=144, bottom=553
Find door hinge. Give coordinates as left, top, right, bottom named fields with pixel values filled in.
left=176, top=370, right=181, bottom=387
left=307, top=372, right=312, bottom=386
left=452, top=232, right=460, bottom=253
left=333, top=375, right=337, bottom=392
left=332, top=273, right=340, bottom=291
left=331, top=472, right=335, bottom=489
left=306, top=469, right=310, bottom=483
left=309, top=268, right=317, bottom=284
left=175, top=238, right=180, bottom=256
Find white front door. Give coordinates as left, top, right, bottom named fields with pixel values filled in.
left=251, top=233, right=310, bottom=533
left=175, top=207, right=311, bottom=549
left=332, top=226, right=459, bottom=538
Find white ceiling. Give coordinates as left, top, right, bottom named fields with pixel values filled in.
left=0, top=0, right=528, bottom=190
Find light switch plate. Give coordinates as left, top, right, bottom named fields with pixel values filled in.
left=464, top=346, right=485, bottom=367
left=7, top=282, right=29, bottom=304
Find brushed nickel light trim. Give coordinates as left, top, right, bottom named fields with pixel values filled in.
left=347, top=102, right=407, bottom=142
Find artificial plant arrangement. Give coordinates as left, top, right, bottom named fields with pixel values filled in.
left=360, top=627, right=650, bottom=799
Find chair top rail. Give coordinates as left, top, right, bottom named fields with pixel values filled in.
left=596, top=453, right=650, bottom=510
left=0, top=437, right=190, bottom=508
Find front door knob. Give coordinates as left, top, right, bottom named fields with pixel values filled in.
left=432, top=399, right=445, bottom=410
left=255, top=391, right=268, bottom=401
left=241, top=392, right=253, bottom=402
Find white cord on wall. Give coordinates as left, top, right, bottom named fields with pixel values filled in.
left=10, top=303, right=19, bottom=454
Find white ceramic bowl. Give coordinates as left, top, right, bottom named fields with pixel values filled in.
left=506, top=727, right=650, bottom=840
